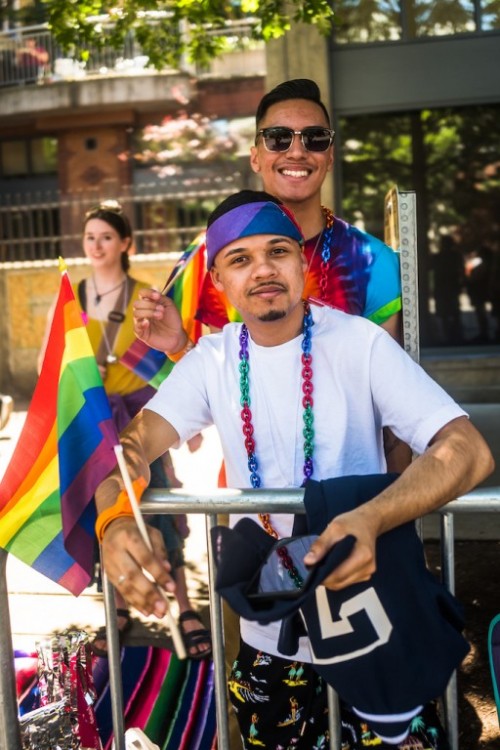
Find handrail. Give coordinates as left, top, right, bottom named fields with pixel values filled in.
left=139, top=485, right=500, bottom=515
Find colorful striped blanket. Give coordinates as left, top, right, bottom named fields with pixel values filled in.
left=16, top=646, right=217, bottom=750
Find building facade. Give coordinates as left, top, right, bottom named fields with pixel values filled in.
left=1, top=8, right=500, bottom=395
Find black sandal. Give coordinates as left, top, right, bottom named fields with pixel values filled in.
left=91, top=608, right=132, bottom=658
left=178, top=610, right=212, bottom=661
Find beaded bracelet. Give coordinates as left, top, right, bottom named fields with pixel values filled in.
left=167, top=335, right=194, bottom=363
left=95, top=476, right=148, bottom=543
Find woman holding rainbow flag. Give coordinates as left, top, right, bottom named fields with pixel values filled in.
left=38, top=200, right=212, bottom=660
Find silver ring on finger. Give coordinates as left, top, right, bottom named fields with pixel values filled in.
left=117, top=573, right=127, bottom=585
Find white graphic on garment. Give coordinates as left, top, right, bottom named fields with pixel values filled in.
left=307, top=586, right=393, bottom=664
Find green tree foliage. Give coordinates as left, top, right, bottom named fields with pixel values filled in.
left=41, top=0, right=334, bottom=69
left=340, top=105, right=500, bottom=250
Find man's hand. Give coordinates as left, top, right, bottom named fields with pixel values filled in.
left=101, top=516, right=176, bottom=618
left=304, top=416, right=494, bottom=591
left=304, top=507, right=379, bottom=590
left=133, top=288, right=186, bottom=354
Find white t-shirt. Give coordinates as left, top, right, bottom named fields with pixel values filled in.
left=147, top=305, right=466, bottom=659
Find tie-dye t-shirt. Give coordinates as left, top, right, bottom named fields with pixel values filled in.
left=195, top=216, right=401, bottom=329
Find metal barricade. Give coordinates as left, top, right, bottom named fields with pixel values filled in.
left=112, top=487, right=500, bottom=750
left=1, top=487, right=500, bottom=750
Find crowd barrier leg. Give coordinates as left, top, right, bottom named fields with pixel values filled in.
left=206, top=513, right=231, bottom=749
left=0, top=548, right=22, bottom=750
left=441, top=512, right=459, bottom=750
left=327, top=685, right=342, bottom=748
left=102, top=564, right=126, bottom=750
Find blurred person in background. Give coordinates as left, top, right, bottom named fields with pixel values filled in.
left=38, top=200, right=211, bottom=660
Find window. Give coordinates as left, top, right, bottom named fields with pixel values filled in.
left=333, top=0, right=497, bottom=42
left=1, top=141, right=28, bottom=176
left=333, top=0, right=402, bottom=43
left=481, top=0, right=500, bottom=29
left=339, top=104, right=500, bottom=346
left=31, top=138, right=57, bottom=174
left=411, top=0, right=475, bottom=37
left=0, top=137, right=57, bottom=177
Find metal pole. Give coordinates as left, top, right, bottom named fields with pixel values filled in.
left=327, top=685, right=342, bottom=749
left=0, top=549, right=22, bottom=750
left=205, top=513, right=231, bottom=749
left=102, top=562, right=126, bottom=750
left=441, top=512, right=459, bottom=750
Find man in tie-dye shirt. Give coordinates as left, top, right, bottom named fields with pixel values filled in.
left=195, top=78, right=402, bottom=340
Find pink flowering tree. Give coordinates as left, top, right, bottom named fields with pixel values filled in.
left=129, top=112, right=243, bottom=176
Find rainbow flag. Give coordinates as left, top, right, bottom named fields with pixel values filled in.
left=120, top=234, right=206, bottom=388
left=0, top=264, right=120, bottom=595
left=119, top=339, right=175, bottom=389
left=164, top=233, right=206, bottom=344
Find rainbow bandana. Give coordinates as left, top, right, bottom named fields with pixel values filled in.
left=206, top=199, right=304, bottom=269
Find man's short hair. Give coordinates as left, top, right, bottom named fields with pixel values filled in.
left=255, top=79, right=331, bottom=127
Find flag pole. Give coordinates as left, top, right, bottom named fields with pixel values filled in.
left=160, top=233, right=205, bottom=296
left=113, top=444, right=187, bottom=660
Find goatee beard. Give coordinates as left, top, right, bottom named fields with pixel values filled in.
left=258, top=309, right=286, bottom=322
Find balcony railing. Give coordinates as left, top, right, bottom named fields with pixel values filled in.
left=0, top=20, right=265, bottom=89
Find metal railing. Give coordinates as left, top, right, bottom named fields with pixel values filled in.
left=0, top=179, right=242, bottom=263
left=0, top=24, right=145, bottom=88
left=0, top=20, right=263, bottom=88
left=1, top=487, right=499, bottom=750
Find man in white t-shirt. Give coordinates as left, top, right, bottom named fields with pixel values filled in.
left=95, top=190, right=493, bottom=749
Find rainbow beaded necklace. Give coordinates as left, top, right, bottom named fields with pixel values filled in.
left=238, top=300, right=314, bottom=588
left=318, top=207, right=335, bottom=300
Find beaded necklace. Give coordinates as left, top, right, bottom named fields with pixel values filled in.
left=238, top=300, right=314, bottom=588
left=318, top=206, right=335, bottom=301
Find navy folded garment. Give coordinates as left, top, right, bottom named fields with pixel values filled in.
left=211, top=473, right=469, bottom=743
left=211, top=517, right=356, bottom=625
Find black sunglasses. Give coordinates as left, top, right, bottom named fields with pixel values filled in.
left=256, top=126, right=335, bottom=153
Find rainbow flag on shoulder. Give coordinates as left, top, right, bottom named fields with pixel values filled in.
left=0, top=262, right=120, bottom=595
left=120, top=232, right=206, bottom=388
left=164, top=232, right=206, bottom=344
left=120, top=339, right=175, bottom=389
